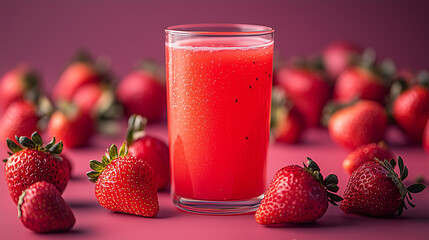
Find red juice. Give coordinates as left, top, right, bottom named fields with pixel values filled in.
left=166, top=37, right=273, bottom=201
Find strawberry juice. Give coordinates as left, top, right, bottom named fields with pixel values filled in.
left=166, top=24, right=274, bottom=213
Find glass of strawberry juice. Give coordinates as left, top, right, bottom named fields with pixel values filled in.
left=165, top=24, right=274, bottom=214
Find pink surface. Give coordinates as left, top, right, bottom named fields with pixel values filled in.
left=1, top=122, right=428, bottom=239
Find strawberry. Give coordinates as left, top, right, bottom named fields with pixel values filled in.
left=53, top=61, right=100, bottom=101
left=393, top=85, right=429, bottom=143
left=126, top=114, right=170, bottom=190
left=0, top=100, right=39, bottom=146
left=117, top=62, right=166, bottom=122
left=47, top=103, right=95, bottom=148
left=4, top=132, right=70, bottom=204
left=328, top=100, right=388, bottom=149
left=341, top=157, right=426, bottom=217
left=270, top=87, right=305, bottom=143
left=275, top=66, right=330, bottom=127
left=334, top=66, right=390, bottom=104
left=87, top=143, right=159, bottom=217
left=322, top=41, right=361, bottom=80
left=342, top=142, right=393, bottom=175
left=61, top=154, right=73, bottom=176
left=18, top=181, right=75, bottom=233
left=255, top=158, right=342, bottom=224
left=0, top=65, right=41, bottom=112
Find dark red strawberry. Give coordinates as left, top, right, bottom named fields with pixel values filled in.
left=393, top=85, right=429, bottom=143
left=343, top=142, right=393, bottom=175
left=275, top=66, right=330, bottom=127
left=117, top=62, right=166, bottom=122
left=328, top=100, right=388, bottom=149
left=18, top=181, right=75, bottom=233
left=322, top=41, right=361, bottom=80
left=0, top=65, right=41, bottom=112
left=126, top=114, right=170, bottom=190
left=334, top=66, right=390, bottom=104
left=255, top=158, right=342, bottom=224
left=271, top=87, right=305, bottom=143
left=47, top=103, right=95, bottom=148
left=53, top=61, right=100, bottom=101
left=341, top=157, right=426, bottom=217
left=4, top=132, right=70, bottom=204
left=0, top=100, right=39, bottom=147
left=87, top=143, right=159, bottom=217
left=423, top=119, right=429, bottom=154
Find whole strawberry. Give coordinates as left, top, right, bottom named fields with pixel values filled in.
left=334, top=66, right=390, bottom=104
left=393, top=85, right=429, bottom=143
left=276, top=66, right=330, bottom=127
left=270, top=87, right=305, bottom=144
left=341, top=157, right=426, bottom=217
left=4, top=132, right=70, bottom=204
left=0, top=65, right=40, bottom=112
left=343, top=142, right=393, bottom=175
left=18, top=181, right=75, bottom=233
left=0, top=100, right=39, bottom=146
left=87, top=143, right=159, bottom=217
left=117, top=62, right=166, bottom=122
left=328, top=100, right=388, bottom=149
left=255, top=158, right=342, bottom=224
left=47, top=103, right=95, bottom=148
left=72, top=82, right=116, bottom=117
left=322, top=41, right=361, bottom=80
left=126, top=115, right=170, bottom=190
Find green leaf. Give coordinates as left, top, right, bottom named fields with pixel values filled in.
left=326, top=184, right=340, bottom=193
left=389, top=159, right=396, bottom=169
left=407, top=184, right=426, bottom=193
left=87, top=170, right=100, bottom=179
left=313, top=171, right=323, bottom=182
left=400, top=165, right=408, bottom=181
left=126, top=114, right=137, bottom=146
left=7, top=139, right=22, bottom=153
left=15, top=135, right=20, bottom=143
left=30, top=132, right=43, bottom=147
left=3, top=159, right=7, bottom=163
left=45, top=137, right=56, bottom=150
left=19, top=137, right=35, bottom=149
left=49, top=141, right=63, bottom=154
left=102, top=155, right=110, bottom=166
left=398, top=156, right=404, bottom=175
left=323, top=174, right=339, bottom=185
left=327, top=192, right=343, bottom=203
left=109, top=144, right=118, bottom=160
left=397, top=202, right=405, bottom=216
left=406, top=196, right=416, bottom=208
left=306, top=157, right=320, bottom=171
left=119, top=142, right=127, bottom=157
left=89, top=160, right=105, bottom=172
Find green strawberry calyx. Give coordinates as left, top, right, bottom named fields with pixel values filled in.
left=87, top=142, right=128, bottom=183
left=304, top=157, right=343, bottom=206
left=3, top=132, right=63, bottom=163
left=126, top=114, right=148, bottom=146
left=375, top=157, right=426, bottom=216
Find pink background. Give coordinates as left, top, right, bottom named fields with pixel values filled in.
left=1, top=1, right=429, bottom=239
left=1, top=0, right=429, bottom=91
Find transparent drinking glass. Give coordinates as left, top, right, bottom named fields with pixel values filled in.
left=165, top=24, right=274, bottom=214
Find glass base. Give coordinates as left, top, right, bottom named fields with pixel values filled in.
left=172, top=193, right=264, bottom=215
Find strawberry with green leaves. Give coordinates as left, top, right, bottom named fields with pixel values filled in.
left=4, top=132, right=70, bottom=204
left=341, top=157, right=426, bottom=217
left=255, top=158, right=342, bottom=224
left=87, top=143, right=159, bottom=217
left=126, top=114, right=170, bottom=190
left=18, top=181, right=75, bottom=233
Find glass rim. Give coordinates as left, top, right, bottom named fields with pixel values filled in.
left=165, top=23, right=274, bottom=37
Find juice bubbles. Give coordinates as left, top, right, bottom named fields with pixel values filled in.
left=166, top=36, right=273, bottom=202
